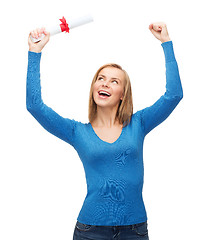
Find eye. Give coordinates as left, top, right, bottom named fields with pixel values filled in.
left=112, top=80, right=118, bottom=84
left=98, top=77, right=104, bottom=81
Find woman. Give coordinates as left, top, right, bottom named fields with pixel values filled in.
left=27, top=22, right=183, bottom=240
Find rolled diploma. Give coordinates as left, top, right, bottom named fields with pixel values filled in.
left=30, top=14, right=93, bottom=43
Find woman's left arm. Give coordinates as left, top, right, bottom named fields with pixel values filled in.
left=137, top=23, right=183, bottom=136
left=139, top=40, right=183, bottom=136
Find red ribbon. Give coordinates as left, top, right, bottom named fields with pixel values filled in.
left=59, top=16, right=69, bottom=33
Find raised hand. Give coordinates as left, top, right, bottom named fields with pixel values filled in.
left=149, top=22, right=171, bottom=43
left=28, top=27, right=50, bottom=53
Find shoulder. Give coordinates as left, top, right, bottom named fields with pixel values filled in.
left=65, top=118, right=89, bottom=129
left=132, top=109, right=145, bottom=120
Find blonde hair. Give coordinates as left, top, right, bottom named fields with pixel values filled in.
left=88, top=63, right=133, bottom=127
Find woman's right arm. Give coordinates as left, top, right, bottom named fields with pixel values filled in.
left=26, top=28, right=76, bottom=146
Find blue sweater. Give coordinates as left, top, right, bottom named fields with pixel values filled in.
left=26, top=41, right=183, bottom=226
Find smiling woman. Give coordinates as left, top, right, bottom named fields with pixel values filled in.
left=88, top=63, right=133, bottom=128
left=26, top=22, right=183, bottom=240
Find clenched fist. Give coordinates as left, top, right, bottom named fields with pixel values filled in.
left=28, top=27, right=50, bottom=53
left=149, top=22, right=171, bottom=43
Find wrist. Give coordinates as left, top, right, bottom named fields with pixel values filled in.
left=29, top=48, right=41, bottom=53
left=161, top=38, right=171, bottom=43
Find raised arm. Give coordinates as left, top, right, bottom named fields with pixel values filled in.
left=26, top=28, right=76, bottom=146
left=137, top=23, right=183, bottom=136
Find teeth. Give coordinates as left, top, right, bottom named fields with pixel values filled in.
left=99, top=91, right=111, bottom=96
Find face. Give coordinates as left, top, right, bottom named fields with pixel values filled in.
left=93, top=67, right=125, bottom=109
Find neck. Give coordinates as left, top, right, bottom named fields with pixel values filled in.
left=93, top=105, right=120, bottom=128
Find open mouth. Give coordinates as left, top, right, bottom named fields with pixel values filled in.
left=98, top=90, right=111, bottom=98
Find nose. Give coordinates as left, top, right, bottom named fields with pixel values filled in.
left=102, top=81, right=109, bottom=87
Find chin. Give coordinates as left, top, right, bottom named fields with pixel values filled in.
left=96, top=101, right=119, bottom=109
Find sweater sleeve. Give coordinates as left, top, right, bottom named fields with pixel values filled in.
left=137, top=41, right=183, bottom=136
left=26, top=51, right=76, bottom=146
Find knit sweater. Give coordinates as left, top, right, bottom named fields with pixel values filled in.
left=26, top=41, right=183, bottom=226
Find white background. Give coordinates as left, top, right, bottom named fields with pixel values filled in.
left=1, top=0, right=213, bottom=239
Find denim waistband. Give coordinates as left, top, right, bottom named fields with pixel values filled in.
left=77, top=220, right=147, bottom=229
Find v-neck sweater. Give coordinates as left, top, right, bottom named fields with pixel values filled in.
left=26, top=41, right=183, bottom=226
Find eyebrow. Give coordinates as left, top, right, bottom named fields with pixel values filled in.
left=98, top=74, right=121, bottom=82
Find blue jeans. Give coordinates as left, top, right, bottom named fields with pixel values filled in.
left=73, top=220, right=149, bottom=240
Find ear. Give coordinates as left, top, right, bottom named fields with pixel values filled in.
left=120, top=93, right=124, bottom=101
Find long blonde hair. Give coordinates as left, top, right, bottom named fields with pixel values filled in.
left=88, top=63, right=133, bottom=127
